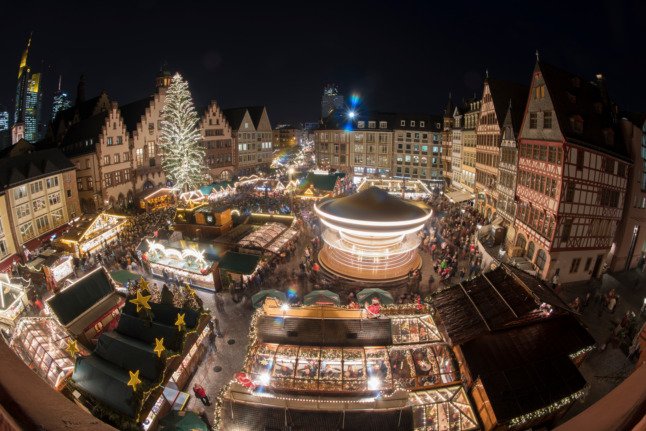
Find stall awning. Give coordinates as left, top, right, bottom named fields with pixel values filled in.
left=218, top=252, right=260, bottom=275
left=445, top=189, right=474, bottom=203
left=109, top=270, right=141, bottom=285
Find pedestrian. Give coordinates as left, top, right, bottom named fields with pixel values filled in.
left=551, top=271, right=559, bottom=291
left=193, top=383, right=210, bottom=406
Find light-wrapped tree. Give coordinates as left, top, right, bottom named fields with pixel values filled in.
left=159, top=73, right=205, bottom=192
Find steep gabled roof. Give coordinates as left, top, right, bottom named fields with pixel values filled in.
left=247, top=106, right=266, bottom=128
left=222, top=107, right=249, bottom=130
left=538, top=61, right=629, bottom=159
left=0, top=148, right=75, bottom=190
left=60, top=111, right=108, bottom=157
left=119, top=96, right=154, bottom=133
left=487, top=78, right=529, bottom=129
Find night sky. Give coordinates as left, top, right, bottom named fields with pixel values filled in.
left=1, top=0, right=644, bottom=125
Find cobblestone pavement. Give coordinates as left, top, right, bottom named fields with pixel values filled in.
left=554, top=269, right=645, bottom=424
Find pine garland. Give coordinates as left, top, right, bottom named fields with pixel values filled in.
left=159, top=73, right=205, bottom=192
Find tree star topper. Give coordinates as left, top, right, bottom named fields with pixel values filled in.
left=66, top=339, right=79, bottom=357
left=175, top=312, right=186, bottom=331
left=153, top=337, right=165, bottom=358
left=129, top=289, right=152, bottom=312
left=127, top=370, right=142, bottom=391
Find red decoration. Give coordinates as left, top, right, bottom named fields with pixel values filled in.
left=235, top=372, right=256, bottom=389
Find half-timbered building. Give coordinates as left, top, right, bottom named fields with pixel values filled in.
left=475, top=78, right=528, bottom=220
left=513, top=60, right=630, bottom=283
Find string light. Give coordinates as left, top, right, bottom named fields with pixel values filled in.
left=508, top=389, right=587, bottom=427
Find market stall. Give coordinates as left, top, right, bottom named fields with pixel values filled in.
left=17, top=249, right=75, bottom=292
left=357, top=178, right=433, bottom=199
left=9, top=317, right=88, bottom=390
left=409, top=385, right=480, bottom=431
left=266, top=227, right=299, bottom=254
left=238, top=222, right=287, bottom=249
left=145, top=240, right=217, bottom=289
left=140, top=187, right=177, bottom=211
left=57, top=213, right=130, bottom=258
left=0, top=273, right=29, bottom=327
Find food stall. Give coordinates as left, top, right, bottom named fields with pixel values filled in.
left=9, top=317, right=88, bottom=390
left=140, top=187, right=176, bottom=211
left=145, top=240, right=217, bottom=289
left=0, top=273, right=29, bottom=327
left=409, top=385, right=480, bottom=431
left=17, top=249, right=75, bottom=292
left=57, top=213, right=129, bottom=258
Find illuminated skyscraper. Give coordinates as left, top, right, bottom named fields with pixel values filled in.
left=52, top=76, right=72, bottom=119
left=321, top=83, right=344, bottom=119
left=14, top=34, right=32, bottom=125
left=24, top=73, right=43, bottom=142
left=0, top=108, right=8, bottom=131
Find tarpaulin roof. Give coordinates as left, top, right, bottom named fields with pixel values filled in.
left=94, top=332, right=162, bottom=382
left=218, top=251, right=260, bottom=275
left=47, top=267, right=115, bottom=326
left=122, top=300, right=200, bottom=329
left=116, top=313, right=183, bottom=352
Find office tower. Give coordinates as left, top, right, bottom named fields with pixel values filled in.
left=321, top=84, right=344, bottom=119
left=24, top=72, right=43, bottom=142
left=52, top=76, right=72, bottom=119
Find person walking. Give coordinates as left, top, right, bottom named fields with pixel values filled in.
left=193, top=383, right=210, bottom=406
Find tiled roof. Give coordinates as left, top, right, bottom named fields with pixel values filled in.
left=319, top=110, right=442, bottom=131
left=487, top=78, right=528, bottom=130
left=119, top=96, right=154, bottom=133
left=539, top=61, right=629, bottom=159
left=60, top=112, right=108, bottom=157
left=222, top=107, right=248, bottom=130
left=0, top=148, right=74, bottom=190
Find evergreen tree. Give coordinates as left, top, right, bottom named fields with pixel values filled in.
left=159, top=73, right=204, bottom=192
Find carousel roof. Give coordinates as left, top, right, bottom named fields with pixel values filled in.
left=317, top=186, right=428, bottom=223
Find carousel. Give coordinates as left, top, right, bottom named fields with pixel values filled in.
left=316, top=186, right=431, bottom=283
left=0, top=273, right=29, bottom=327
left=357, top=178, right=433, bottom=199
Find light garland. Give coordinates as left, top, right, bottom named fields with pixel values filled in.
left=508, top=388, right=587, bottom=427
left=569, top=345, right=595, bottom=360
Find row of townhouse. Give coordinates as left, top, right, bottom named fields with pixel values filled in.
left=444, top=58, right=646, bottom=283
left=314, top=111, right=444, bottom=187
left=0, top=144, right=80, bottom=271
left=39, top=69, right=272, bottom=213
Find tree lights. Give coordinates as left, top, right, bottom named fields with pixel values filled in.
left=159, top=73, right=205, bottom=192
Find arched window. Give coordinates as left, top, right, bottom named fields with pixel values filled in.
left=516, top=234, right=526, bottom=249
left=536, top=249, right=547, bottom=271
left=527, top=242, right=535, bottom=260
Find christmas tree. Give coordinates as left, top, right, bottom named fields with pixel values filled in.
left=159, top=73, right=205, bottom=192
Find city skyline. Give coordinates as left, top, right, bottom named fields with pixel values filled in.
left=0, top=0, right=644, bottom=125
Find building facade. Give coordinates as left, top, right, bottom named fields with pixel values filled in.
left=461, top=99, right=480, bottom=193
left=496, top=103, right=522, bottom=246
left=442, top=97, right=454, bottom=188
left=0, top=148, right=79, bottom=270
left=450, top=107, right=463, bottom=188
left=272, top=125, right=302, bottom=149
left=512, top=61, right=630, bottom=283
left=608, top=114, right=646, bottom=271
left=223, top=107, right=273, bottom=176
left=200, top=101, right=235, bottom=181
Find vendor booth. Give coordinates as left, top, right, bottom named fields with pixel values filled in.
left=17, top=249, right=75, bottom=292
left=46, top=267, right=124, bottom=348
left=173, top=203, right=233, bottom=240
left=144, top=240, right=218, bottom=290
left=9, top=317, right=89, bottom=390
left=139, top=187, right=176, bottom=211
left=357, top=178, right=432, bottom=199
left=57, top=213, right=129, bottom=258
left=0, top=272, right=29, bottom=327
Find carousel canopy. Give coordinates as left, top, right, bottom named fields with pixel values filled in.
left=218, top=251, right=260, bottom=275
left=318, top=186, right=428, bottom=223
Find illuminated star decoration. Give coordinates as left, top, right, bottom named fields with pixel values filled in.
left=184, top=284, right=196, bottom=297
left=138, top=277, right=149, bottom=291
left=129, top=289, right=152, bottom=312
left=175, top=313, right=186, bottom=331
left=66, top=340, right=79, bottom=357
left=127, top=370, right=142, bottom=391
left=153, top=338, right=165, bottom=358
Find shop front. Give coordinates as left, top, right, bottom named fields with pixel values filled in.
left=139, top=188, right=177, bottom=211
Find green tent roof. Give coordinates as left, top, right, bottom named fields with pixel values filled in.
left=110, top=270, right=141, bottom=285
left=218, top=252, right=260, bottom=275
left=302, top=172, right=345, bottom=192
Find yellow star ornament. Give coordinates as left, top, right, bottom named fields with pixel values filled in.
left=66, top=340, right=79, bottom=357
left=127, top=370, right=142, bottom=391
left=139, top=277, right=149, bottom=291
left=153, top=338, right=165, bottom=358
left=129, top=289, right=152, bottom=312
left=175, top=313, right=186, bottom=331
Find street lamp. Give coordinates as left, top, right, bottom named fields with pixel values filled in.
left=347, top=110, right=356, bottom=119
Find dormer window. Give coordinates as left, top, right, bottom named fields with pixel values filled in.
left=410, top=121, right=416, bottom=127
left=400, top=120, right=405, bottom=126
left=368, top=121, right=376, bottom=128
left=379, top=121, right=387, bottom=129
left=357, top=121, right=365, bottom=129
left=420, top=121, right=425, bottom=128
left=570, top=115, right=584, bottom=134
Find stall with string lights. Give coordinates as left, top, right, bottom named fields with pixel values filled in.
left=56, top=212, right=130, bottom=258
left=0, top=273, right=29, bottom=327
left=144, top=240, right=218, bottom=290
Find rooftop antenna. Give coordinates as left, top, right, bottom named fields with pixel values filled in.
left=535, top=49, right=540, bottom=61
left=57, top=75, right=62, bottom=92
left=485, top=68, right=489, bottom=79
